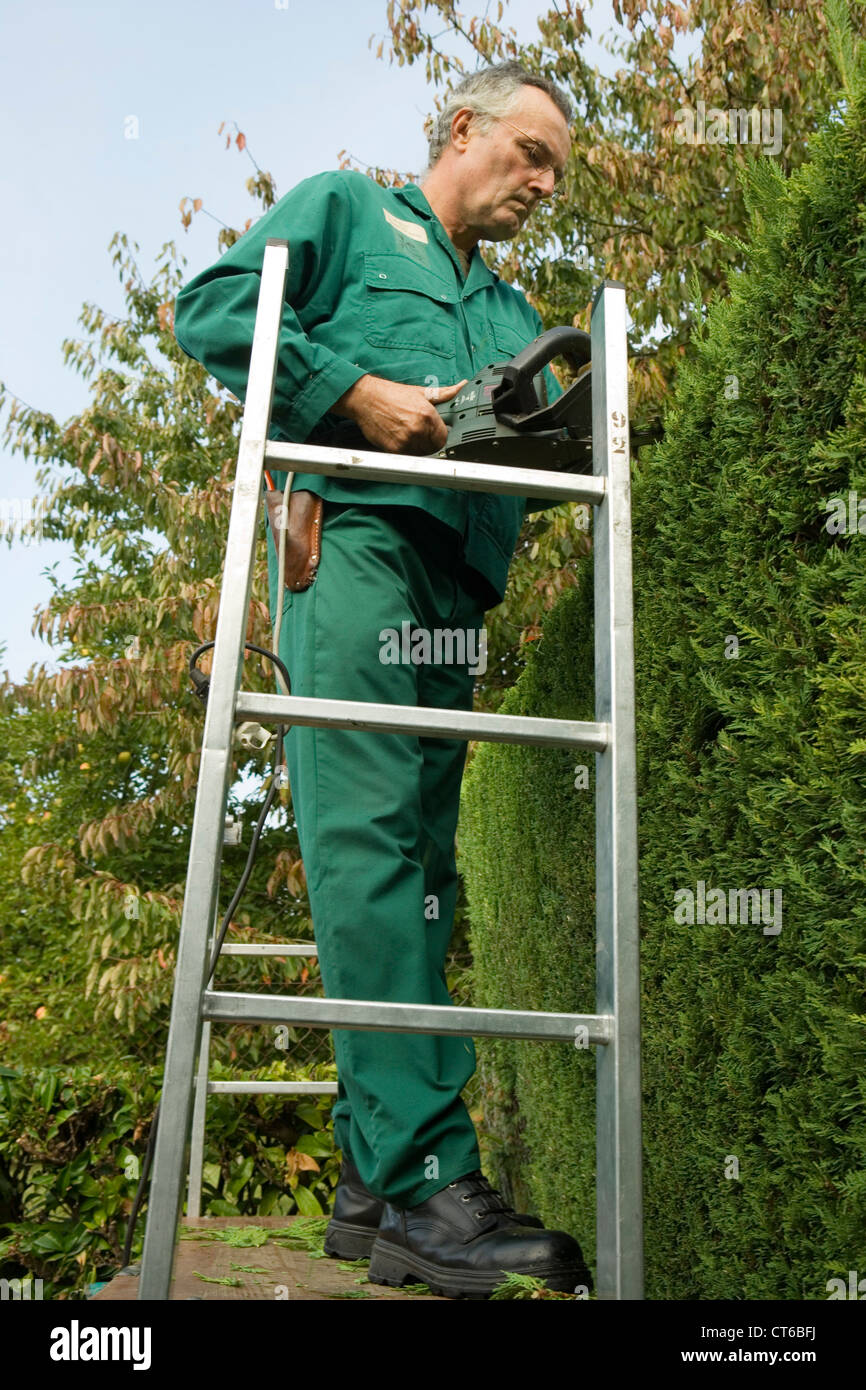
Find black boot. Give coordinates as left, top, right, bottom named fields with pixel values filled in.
left=323, top=1156, right=544, bottom=1261
left=367, top=1170, right=592, bottom=1299
left=323, top=1156, right=385, bottom=1259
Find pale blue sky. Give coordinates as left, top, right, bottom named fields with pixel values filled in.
left=0, top=0, right=683, bottom=683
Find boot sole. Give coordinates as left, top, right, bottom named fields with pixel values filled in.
left=323, top=1220, right=376, bottom=1261
left=368, top=1235, right=589, bottom=1299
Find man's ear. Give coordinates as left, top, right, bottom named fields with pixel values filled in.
left=450, top=106, right=476, bottom=154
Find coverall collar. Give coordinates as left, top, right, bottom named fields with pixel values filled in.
left=393, top=181, right=500, bottom=297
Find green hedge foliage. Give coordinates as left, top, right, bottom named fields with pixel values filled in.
left=460, top=61, right=866, bottom=1300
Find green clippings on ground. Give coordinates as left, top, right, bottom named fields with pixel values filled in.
left=489, top=1272, right=576, bottom=1300
left=270, top=1217, right=330, bottom=1252
left=275, top=1242, right=328, bottom=1259
left=223, top=1227, right=270, bottom=1247
left=352, top=1274, right=370, bottom=1285
left=337, top=1257, right=370, bottom=1271
left=180, top=1226, right=269, bottom=1247
left=399, top=1282, right=434, bottom=1295
left=230, top=1262, right=269, bottom=1273
left=179, top=1216, right=330, bottom=1254
left=325, top=1288, right=370, bottom=1299
left=192, top=1271, right=244, bottom=1286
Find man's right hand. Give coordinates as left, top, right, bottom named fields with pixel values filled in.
left=331, top=374, right=467, bottom=454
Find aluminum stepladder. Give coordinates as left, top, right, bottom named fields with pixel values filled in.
left=139, top=237, right=642, bottom=1300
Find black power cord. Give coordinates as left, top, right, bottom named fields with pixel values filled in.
left=120, top=638, right=291, bottom=1271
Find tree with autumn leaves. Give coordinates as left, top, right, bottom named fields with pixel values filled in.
left=0, top=227, right=311, bottom=1066
left=1, top=0, right=863, bottom=1073
left=375, top=0, right=862, bottom=418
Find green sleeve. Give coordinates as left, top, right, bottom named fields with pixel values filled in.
left=173, top=172, right=366, bottom=441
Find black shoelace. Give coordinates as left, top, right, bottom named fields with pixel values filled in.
left=448, top=1171, right=521, bottom=1222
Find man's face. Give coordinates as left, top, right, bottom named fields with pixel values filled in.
left=453, top=87, right=571, bottom=241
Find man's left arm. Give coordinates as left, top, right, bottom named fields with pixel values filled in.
left=173, top=173, right=368, bottom=444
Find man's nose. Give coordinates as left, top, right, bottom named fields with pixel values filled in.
left=528, top=166, right=557, bottom=199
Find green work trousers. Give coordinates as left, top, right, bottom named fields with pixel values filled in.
left=266, top=496, right=487, bottom=1208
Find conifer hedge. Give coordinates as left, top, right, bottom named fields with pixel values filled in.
left=460, top=50, right=866, bottom=1300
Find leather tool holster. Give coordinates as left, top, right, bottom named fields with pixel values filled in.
left=264, top=487, right=323, bottom=591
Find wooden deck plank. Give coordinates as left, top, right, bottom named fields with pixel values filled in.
left=91, top=1216, right=447, bottom=1301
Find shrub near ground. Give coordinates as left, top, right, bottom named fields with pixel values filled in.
left=460, top=68, right=866, bottom=1298
left=0, top=1062, right=338, bottom=1299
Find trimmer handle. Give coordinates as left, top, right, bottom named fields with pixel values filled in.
left=493, top=326, right=592, bottom=429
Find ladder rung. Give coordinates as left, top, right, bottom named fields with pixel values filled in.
left=218, top=944, right=318, bottom=956
left=234, top=692, right=609, bottom=751
left=202, top=991, right=613, bottom=1045
left=265, top=439, right=606, bottom=505
left=203, top=1081, right=337, bottom=1095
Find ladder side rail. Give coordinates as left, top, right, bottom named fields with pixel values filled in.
left=591, top=281, right=644, bottom=1300
left=188, top=913, right=221, bottom=1220
left=138, top=239, right=291, bottom=1300
left=186, top=1019, right=211, bottom=1220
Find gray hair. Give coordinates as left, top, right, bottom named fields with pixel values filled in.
left=427, top=61, right=573, bottom=166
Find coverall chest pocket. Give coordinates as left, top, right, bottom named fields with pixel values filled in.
left=491, top=320, right=532, bottom=359
left=363, top=252, right=457, bottom=360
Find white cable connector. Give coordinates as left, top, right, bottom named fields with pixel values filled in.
left=223, top=816, right=242, bottom=847
left=235, top=721, right=275, bottom=752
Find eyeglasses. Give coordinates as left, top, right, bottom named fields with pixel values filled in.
left=493, top=117, right=566, bottom=200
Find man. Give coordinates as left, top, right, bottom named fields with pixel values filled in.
left=174, top=60, right=590, bottom=1298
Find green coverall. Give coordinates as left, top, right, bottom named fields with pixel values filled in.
left=174, top=169, right=561, bottom=1207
